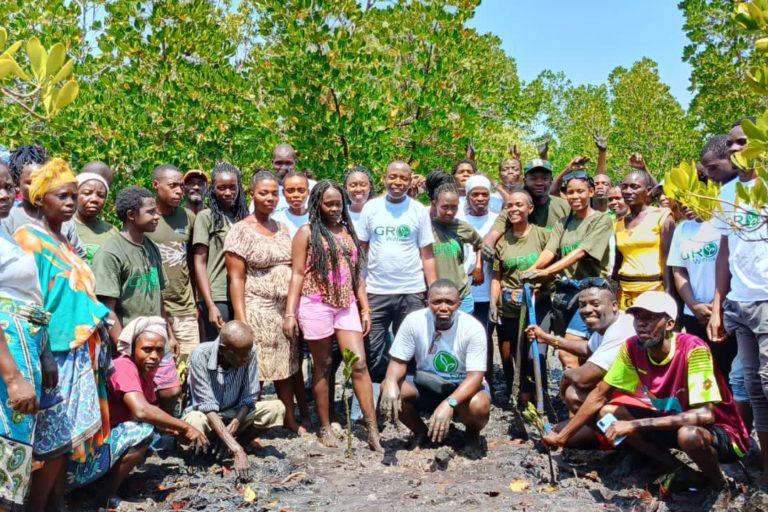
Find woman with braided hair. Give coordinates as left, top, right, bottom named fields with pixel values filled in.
left=193, top=162, right=248, bottom=341
left=283, top=180, right=382, bottom=450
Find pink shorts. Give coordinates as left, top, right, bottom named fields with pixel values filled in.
left=297, top=296, right=362, bottom=340
left=153, top=352, right=181, bottom=391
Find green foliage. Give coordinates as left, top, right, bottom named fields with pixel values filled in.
left=679, top=0, right=768, bottom=135
left=667, top=1, right=768, bottom=235
left=538, top=59, right=698, bottom=180
left=0, top=28, right=79, bottom=120
left=341, top=348, right=359, bottom=459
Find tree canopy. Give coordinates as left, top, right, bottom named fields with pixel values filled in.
left=0, top=0, right=725, bottom=187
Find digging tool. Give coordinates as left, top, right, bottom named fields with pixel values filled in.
left=523, top=283, right=556, bottom=484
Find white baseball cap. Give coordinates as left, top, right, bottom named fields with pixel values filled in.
left=626, top=291, right=678, bottom=320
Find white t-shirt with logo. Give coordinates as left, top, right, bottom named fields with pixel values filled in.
left=358, top=196, right=434, bottom=295
left=272, top=209, right=309, bottom=239
left=586, top=311, right=635, bottom=371
left=712, top=178, right=768, bottom=302
left=389, top=308, right=487, bottom=383
left=456, top=208, right=497, bottom=302
left=667, top=219, right=721, bottom=316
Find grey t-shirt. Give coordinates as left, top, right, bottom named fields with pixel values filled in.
left=1, top=206, right=86, bottom=259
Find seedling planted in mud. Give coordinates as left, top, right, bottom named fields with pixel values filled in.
left=341, top=348, right=359, bottom=459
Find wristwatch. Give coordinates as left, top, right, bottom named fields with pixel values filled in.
left=446, top=397, right=458, bottom=408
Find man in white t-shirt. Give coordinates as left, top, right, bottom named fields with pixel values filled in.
left=380, top=280, right=490, bottom=455
left=358, top=160, right=437, bottom=384
left=708, top=117, right=768, bottom=484
left=526, top=279, right=634, bottom=414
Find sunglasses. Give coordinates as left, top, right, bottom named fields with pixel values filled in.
left=563, top=170, right=589, bottom=183
left=577, top=277, right=610, bottom=290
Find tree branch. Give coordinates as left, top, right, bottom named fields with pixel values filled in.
left=1, top=89, right=50, bottom=121
left=329, top=87, right=349, bottom=160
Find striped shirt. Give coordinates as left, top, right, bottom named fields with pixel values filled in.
left=184, top=338, right=260, bottom=414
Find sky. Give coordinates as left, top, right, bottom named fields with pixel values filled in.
left=467, top=0, right=693, bottom=108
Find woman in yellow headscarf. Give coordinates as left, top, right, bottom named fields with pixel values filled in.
left=14, top=158, right=112, bottom=511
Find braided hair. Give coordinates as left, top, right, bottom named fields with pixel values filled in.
left=425, top=169, right=459, bottom=202
left=9, top=145, right=47, bottom=184
left=306, top=180, right=365, bottom=306
left=208, top=162, right=248, bottom=232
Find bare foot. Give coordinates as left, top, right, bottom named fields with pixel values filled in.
left=284, top=420, right=309, bottom=436
left=318, top=426, right=338, bottom=448
left=363, top=418, right=383, bottom=452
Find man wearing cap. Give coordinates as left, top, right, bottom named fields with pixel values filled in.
left=542, top=291, right=748, bottom=492
left=183, top=169, right=208, bottom=215
left=525, top=279, right=634, bottom=414
left=483, top=158, right=570, bottom=257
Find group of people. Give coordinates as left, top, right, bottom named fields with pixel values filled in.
left=0, top=117, right=764, bottom=510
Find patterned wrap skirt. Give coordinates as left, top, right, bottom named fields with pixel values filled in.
left=34, top=325, right=112, bottom=463
left=67, top=421, right=154, bottom=489
left=0, top=298, right=48, bottom=511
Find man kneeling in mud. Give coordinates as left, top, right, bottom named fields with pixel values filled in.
left=543, top=291, right=748, bottom=498
left=380, top=279, right=490, bottom=455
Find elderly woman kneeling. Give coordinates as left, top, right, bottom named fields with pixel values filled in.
left=67, top=317, right=208, bottom=509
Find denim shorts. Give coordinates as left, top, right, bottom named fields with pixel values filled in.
left=729, top=356, right=749, bottom=403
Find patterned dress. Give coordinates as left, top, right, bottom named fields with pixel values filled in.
left=224, top=220, right=298, bottom=381
left=14, top=224, right=112, bottom=462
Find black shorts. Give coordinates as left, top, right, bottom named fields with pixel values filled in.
left=627, top=407, right=742, bottom=463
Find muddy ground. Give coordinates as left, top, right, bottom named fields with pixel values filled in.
left=70, top=353, right=768, bottom=512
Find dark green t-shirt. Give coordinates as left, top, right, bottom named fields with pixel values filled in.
left=431, top=219, right=483, bottom=298
left=92, top=234, right=167, bottom=326
left=493, top=225, right=551, bottom=317
left=545, top=211, right=613, bottom=280
left=492, top=194, right=570, bottom=234
left=146, top=207, right=196, bottom=316
left=74, top=217, right=118, bottom=265
left=192, top=208, right=234, bottom=303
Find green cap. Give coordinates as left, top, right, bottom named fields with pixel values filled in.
left=524, top=158, right=553, bottom=175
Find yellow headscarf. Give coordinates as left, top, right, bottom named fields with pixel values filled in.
left=28, top=157, right=77, bottom=205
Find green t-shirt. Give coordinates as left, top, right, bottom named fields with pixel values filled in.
left=493, top=225, right=551, bottom=317
left=431, top=219, right=483, bottom=298
left=492, top=194, right=570, bottom=234
left=74, top=217, right=118, bottom=265
left=146, top=207, right=197, bottom=316
left=92, top=234, right=167, bottom=326
left=192, top=208, right=235, bottom=303
left=545, top=211, right=613, bottom=280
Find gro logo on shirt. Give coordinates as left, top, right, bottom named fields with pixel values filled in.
left=373, top=224, right=412, bottom=241
left=433, top=351, right=459, bottom=374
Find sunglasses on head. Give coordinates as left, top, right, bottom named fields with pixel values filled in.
left=578, top=277, right=610, bottom=290
left=563, top=170, right=589, bottom=183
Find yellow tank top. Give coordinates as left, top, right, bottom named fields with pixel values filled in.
left=614, top=207, right=671, bottom=292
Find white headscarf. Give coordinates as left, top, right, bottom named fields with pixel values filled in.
left=117, top=316, right=168, bottom=356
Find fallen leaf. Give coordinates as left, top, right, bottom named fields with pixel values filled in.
left=540, top=485, right=559, bottom=493
left=509, top=479, right=530, bottom=492
left=638, top=489, right=652, bottom=503
left=244, top=485, right=257, bottom=503
left=171, top=500, right=187, bottom=511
